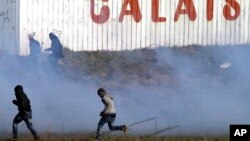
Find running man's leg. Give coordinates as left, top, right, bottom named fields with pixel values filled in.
left=23, top=112, right=39, bottom=139
left=96, top=117, right=108, bottom=139
left=13, top=113, right=23, bottom=139
left=107, top=115, right=123, bottom=131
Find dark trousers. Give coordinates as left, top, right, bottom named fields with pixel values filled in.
left=47, top=55, right=62, bottom=74
left=13, top=112, right=38, bottom=139
left=96, top=113, right=123, bottom=139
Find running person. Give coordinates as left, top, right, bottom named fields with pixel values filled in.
left=11, top=85, right=39, bottom=141
left=96, top=88, right=128, bottom=139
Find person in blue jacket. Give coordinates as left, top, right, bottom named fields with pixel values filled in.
left=45, top=33, right=63, bottom=59
left=45, top=33, right=64, bottom=70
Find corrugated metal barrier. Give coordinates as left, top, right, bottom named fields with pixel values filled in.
left=1, top=0, right=250, bottom=55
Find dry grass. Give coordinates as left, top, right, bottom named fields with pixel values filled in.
left=60, top=45, right=250, bottom=88
left=0, top=133, right=229, bottom=141
left=61, top=48, right=176, bottom=87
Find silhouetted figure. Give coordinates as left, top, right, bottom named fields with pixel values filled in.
left=44, top=33, right=63, bottom=72
left=45, top=33, right=63, bottom=61
left=11, top=85, right=39, bottom=141
left=28, top=34, right=41, bottom=71
left=96, top=88, right=128, bottom=140
left=28, top=34, right=41, bottom=59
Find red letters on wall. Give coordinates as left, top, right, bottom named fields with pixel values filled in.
left=90, top=0, right=110, bottom=24
left=152, top=0, right=166, bottom=22
left=174, top=0, right=197, bottom=22
left=207, top=0, right=214, bottom=21
left=223, top=0, right=241, bottom=20
left=91, top=0, right=241, bottom=24
left=119, top=0, right=142, bottom=23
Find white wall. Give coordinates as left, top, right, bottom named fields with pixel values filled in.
left=0, top=0, right=20, bottom=55
left=14, top=0, right=250, bottom=55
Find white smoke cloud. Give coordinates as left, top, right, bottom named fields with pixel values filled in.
left=0, top=45, right=250, bottom=136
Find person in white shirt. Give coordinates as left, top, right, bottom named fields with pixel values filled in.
left=96, top=88, right=128, bottom=139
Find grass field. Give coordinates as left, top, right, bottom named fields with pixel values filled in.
left=0, top=133, right=229, bottom=141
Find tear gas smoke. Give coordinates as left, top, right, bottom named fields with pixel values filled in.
left=0, top=46, right=249, bottom=135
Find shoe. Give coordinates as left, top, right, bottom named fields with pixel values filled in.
left=122, top=125, right=128, bottom=134
left=34, top=136, right=40, bottom=141
left=10, top=138, right=17, bottom=141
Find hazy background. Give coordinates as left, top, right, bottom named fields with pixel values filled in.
left=0, top=46, right=249, bottom=136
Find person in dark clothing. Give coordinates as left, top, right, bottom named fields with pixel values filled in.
left=28, top=34, right=42, bottom=71
left=28, top=34, right=41, bottom=59
left=45, top=33, right=63, bottom=60
left=96, top=88, right=128, bottom=139
left=11, top=85, right=39, bottom=141
left=44, top=33, right=63, bottom=71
